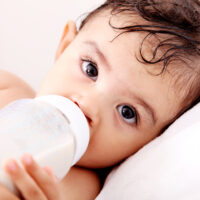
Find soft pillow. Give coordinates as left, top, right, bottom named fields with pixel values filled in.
left=96, top=103, right=200, bottom=200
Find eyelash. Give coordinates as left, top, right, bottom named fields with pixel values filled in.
left=81, top=57, right=98, bottom=69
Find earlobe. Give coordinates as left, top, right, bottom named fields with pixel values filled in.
left=55, top=21, right=78, bottom=61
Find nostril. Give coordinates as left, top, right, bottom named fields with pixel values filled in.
left=73, top=101, right=79, bottom=107
left=86, top=116, right=92, bottom=125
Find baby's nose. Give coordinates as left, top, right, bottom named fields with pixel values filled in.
left=71, top=95, right=99, bottom=127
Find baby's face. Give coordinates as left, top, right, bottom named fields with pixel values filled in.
left=37, top=11, right=183, bottom=168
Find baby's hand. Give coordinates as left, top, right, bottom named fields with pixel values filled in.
left=4, top=154, right=63, bottom=200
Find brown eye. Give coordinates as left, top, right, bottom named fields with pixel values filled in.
left=82, top=60, right=98, bottom=81
left=118, top=105, right=137, bottom=124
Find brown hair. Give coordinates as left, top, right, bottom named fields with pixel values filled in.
left=79, top=0, right=200, bottom=113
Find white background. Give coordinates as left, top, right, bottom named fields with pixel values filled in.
left=0, top=0, right=103, bottom=90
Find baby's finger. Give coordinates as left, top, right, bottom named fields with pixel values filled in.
left=21, top=154, right=61, bottom=200
left=4, top=159, right=46, bottom=200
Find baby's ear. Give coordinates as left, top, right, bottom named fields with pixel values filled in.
left=55, top=21, right=78, bottom=61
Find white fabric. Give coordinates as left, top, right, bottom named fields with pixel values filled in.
left=96, top=103, right=200, bottom=200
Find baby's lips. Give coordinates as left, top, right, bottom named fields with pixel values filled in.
left=72, top=99, right=92, bottom=126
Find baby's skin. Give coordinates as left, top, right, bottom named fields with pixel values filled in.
left=0, top=9, right=186, bottom=199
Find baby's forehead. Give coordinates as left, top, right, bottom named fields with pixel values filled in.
left=79, top=9, right=197, bottom=101
left=79, top=12, right=171, bottom=77
left=79, top=10, right=162, bottom=59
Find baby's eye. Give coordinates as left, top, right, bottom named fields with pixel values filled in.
left=82, top=60, right=98, bottom=81
left=118, top=105, right=137, bottom=125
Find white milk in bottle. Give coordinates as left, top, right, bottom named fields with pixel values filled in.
left=0, top=95, right=89, bottom=194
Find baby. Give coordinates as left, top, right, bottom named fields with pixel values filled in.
left=0, top=0, right=200, bottom=199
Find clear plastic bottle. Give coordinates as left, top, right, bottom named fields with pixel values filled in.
left=0, top=95, right=89, bottom=194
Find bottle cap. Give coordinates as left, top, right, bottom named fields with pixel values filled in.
left=35, top=95, right=89, bottom=165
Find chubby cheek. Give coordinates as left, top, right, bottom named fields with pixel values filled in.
left=76, top=126, right=143, bottom=168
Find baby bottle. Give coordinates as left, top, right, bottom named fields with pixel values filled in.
left=0, top=95, right=89, bottom=194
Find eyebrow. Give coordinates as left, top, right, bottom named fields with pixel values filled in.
left=83, top=40, right=111, bottom=70
left=134, top=95, right=157, bottom=125
left=83, top=40, right=157, bottom=125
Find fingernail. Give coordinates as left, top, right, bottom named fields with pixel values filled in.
left=6, top=160, right=18, bottom=172
left=22, top=154, right=33, bottom=166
